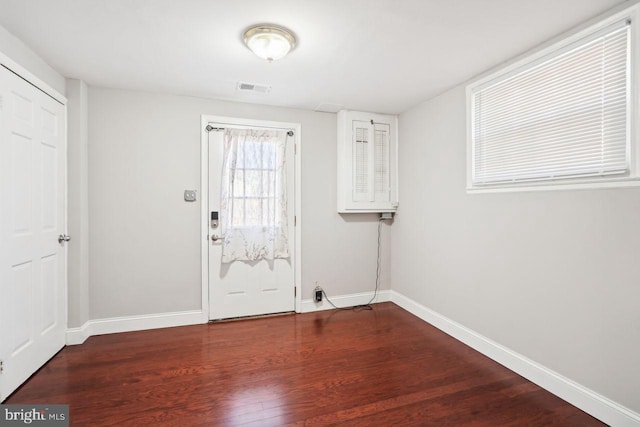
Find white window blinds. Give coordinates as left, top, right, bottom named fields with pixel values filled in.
left=353, top=125, right=369, bottom=199
left=374, top=124, right=390, bottom=200
left=351, top=121, right=392, bottom=202
left=471, top=20, right=630, bottom=186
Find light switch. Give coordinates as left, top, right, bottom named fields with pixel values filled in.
left=184, top=190, right=197, bottom=202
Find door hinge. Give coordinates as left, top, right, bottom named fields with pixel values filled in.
left=294, top=287, right=297, bottom=297
left=294, top=216, right=297, bottom=226
left=0, top=360, right=4, bottom=374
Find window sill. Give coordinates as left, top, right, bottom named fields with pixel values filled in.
left=466, top=177, right=640, bottom=194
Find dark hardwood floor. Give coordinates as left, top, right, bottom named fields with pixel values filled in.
left=7, top=302, right=604, bottom=426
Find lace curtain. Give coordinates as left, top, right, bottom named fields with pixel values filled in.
left=220, top=128, right=290, bottom=263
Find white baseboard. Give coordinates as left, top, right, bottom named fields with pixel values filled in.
left=66, top=290, right=389, bottom=344
left=66, top=322, right=91, bottom=345
left=300, top=289, right=390, bottom=313
left=389, top=290, right=640, bottom=427
left=66, top=310, right=205, bottom=346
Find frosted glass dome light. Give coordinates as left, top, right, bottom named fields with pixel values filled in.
left=243, top=25, right=296, bottom=62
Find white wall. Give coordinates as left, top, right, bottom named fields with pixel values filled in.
left=66, top=79, right=90, bottom=328
left=87, top=87, right=390, bottom=319
left=0, top=24, right=65, bottom=95
left=392, top=84, right=640, bottom=413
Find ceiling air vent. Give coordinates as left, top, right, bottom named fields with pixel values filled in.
left=237, top=81, right=271, bottom=94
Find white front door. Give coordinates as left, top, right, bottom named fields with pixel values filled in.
left=0, top=66, right=66, bottom=401
left=207, top=121, right=295, bottom=320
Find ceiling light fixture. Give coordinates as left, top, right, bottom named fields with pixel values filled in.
left=243, top=24, right=296, bottom=62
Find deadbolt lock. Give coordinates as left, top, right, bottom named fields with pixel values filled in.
left=211, top=211, right=219, bottom=229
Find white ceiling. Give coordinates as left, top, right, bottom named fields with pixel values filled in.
left=0, top=0, right=628, bottom=114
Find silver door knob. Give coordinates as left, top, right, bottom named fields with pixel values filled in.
left=211, top=234, right=221, bottom=242
left=58, top=234, right=71, bottom=244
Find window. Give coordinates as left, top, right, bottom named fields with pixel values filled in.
left=467, top=7, right=640, bottom=192
left=220, top=128, right=290, bottom=263
left=229, top=138, right=281, bottom=227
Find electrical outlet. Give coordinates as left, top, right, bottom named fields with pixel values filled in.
left=314, top=286, right=323, bottom=303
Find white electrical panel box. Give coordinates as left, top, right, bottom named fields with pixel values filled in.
left=337, top=110, right=398, bottom=213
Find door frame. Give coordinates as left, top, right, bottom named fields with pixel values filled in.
left=200, top=115, right=302, bottom=320
left=0, top=53, right=66, bottom=105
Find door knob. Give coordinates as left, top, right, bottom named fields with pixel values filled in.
left=211, top=235, right=221, bottom=242
left=58, top=234, right=71, bottom=244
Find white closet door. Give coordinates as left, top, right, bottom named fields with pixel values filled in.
left=0, top=66, right=66, bottom=402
